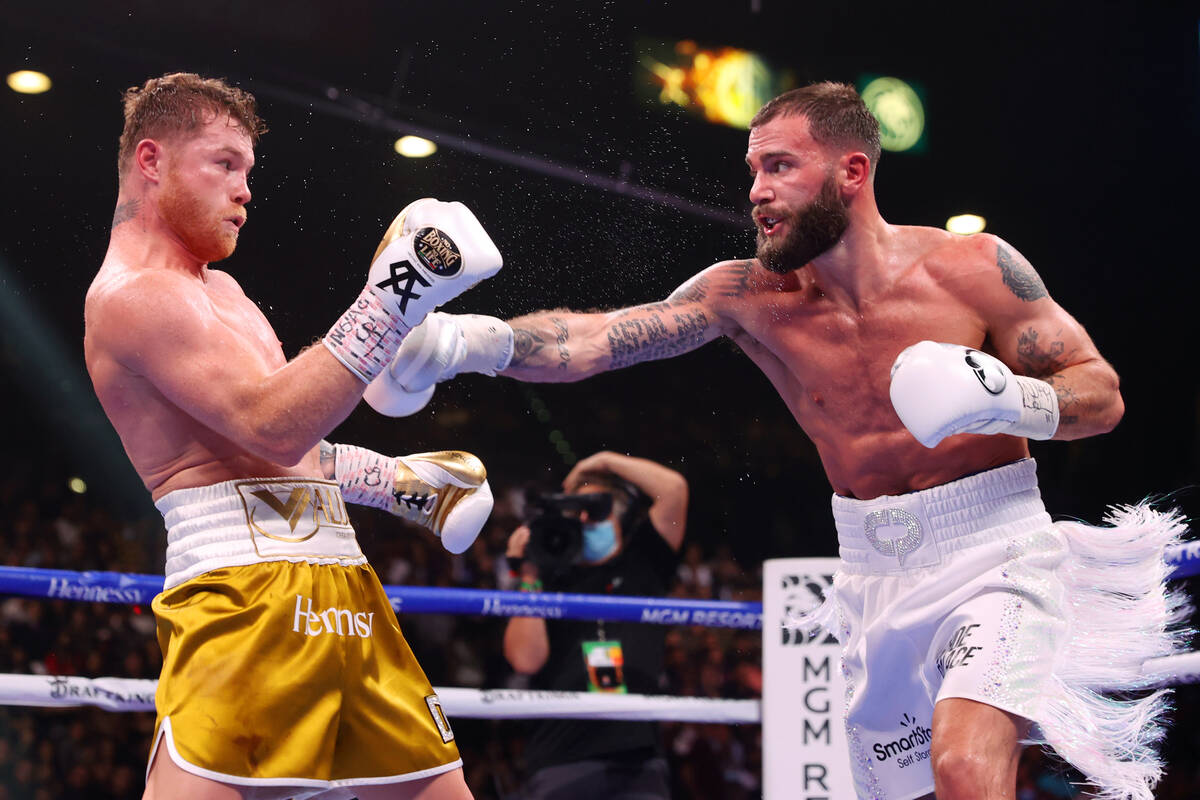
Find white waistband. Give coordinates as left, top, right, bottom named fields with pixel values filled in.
left=155, top=477, right=366, bottom=590
left=832, top=459, right=1051, bottom=575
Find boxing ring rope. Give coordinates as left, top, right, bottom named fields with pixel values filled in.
left=0, top=541, right=1196, bottom=721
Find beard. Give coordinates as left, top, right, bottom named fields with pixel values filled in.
left=158, top=170, right=239, bottom=263
left=755, top=175, right=850, bottom=274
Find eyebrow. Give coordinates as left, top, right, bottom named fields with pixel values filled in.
left=216, top=146, right=255, bottom=169
left=745, top=150, right=794, bottom=167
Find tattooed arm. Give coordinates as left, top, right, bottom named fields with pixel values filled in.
left=956, top=235, right=1123, bottom=439
left=500, top=263, right=745, bottom=382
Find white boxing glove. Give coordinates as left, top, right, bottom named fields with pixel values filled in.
left=889, top=341, right=1060, bottom=449
left=363, top=312, right=515, bottom=417
left=323, top=199, right=503, bottom=383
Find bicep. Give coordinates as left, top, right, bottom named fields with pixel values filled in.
left=964, top=236, right=1105, bottom=377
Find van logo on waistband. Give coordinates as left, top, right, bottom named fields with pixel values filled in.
left=250, top=487, right=313, bottom=533
left=236, top=480, right=351, bottom=543
left=863, top=508, right=924, bottom=565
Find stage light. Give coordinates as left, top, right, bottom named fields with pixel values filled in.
left=860, top=77, right=924, bottom=152
left=394, top=136, right=437, bottom=158
left=637, top=39, right=791, bottom=129
left=7, top=70, right=51, bottom=94
left=946, top=214, right=986, bottom=234
left=68, top=477, right=87, bottom=494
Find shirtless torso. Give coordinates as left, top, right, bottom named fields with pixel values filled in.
left=85, top=263, right=325, bottom=501
left=500, top=112, right=1119, bottom=500
left=503, top=225, right=1115, bottom=499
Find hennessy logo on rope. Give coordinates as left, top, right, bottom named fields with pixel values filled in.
left=375, top=259, right=432, bottom=315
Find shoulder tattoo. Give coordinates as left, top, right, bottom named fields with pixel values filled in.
left=997, top=244, right=1047, bottom=302
left=667, top=275, right=710, bottom=304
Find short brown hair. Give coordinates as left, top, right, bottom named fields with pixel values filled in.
left=751, top=82, right=881, bottom=165
left=117, top=72, right=266, bottom=174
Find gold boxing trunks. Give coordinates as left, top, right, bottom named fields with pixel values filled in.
left=150, top=478, right=460, bottom=791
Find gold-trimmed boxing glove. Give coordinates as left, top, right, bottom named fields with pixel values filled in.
left=334, top=445, right=492, bottom=553
left=323, top=198, right=503, bottom=383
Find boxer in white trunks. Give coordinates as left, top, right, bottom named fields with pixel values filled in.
left=363, top=82, right=1187, bottom=800
left=84, top=72, right=504, bottom=800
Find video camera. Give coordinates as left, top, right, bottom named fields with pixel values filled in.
left=524, top=491, right=614, bottom=575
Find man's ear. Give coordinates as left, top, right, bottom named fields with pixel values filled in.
left=134, top=139, right=164, bottom=184
left=839, top=151, right=872, bottom=197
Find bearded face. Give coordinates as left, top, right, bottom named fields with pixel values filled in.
left=158, top=162, right=240, bottom=263
left=755, top=173, right=850, bottom=274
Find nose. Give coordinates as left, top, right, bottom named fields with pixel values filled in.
left=233, top=174, right=251, bottom=206
left=749, top=172, right=773, bottom=206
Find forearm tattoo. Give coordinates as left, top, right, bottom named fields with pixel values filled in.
left=550, top=316, right=570, bottom=371
left=510, top=328, right=547, bottom=368
left=508, top=271, right=730, bottom=373
left=997, top=245, right=1047, bottom=301
left=606, top=307, right=710, bottom=368
left=1017, top=327, right=1080, bottom=426
left=1043, top=375, right=1080, bottom=427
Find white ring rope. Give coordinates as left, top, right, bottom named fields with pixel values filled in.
left=0, top=674, right=761, bottom=723
left=1, top=652, right=1196, bottom=723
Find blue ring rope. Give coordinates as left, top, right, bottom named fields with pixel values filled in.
left=0, top=542, right=1194, bottom=632
left=0, top=566, right=764, bottom=629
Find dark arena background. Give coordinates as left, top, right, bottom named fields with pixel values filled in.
left=2, top=2, right=1198, bottom=798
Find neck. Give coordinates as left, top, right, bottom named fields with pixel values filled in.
left=806, top=195, right=891, bottom=310
left=107, top=190, right=207, bottom=278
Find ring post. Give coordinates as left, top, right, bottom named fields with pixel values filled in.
left=762, top=558, right=853, bottom=799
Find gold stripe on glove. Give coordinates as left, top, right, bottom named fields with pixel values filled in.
left=388, top=451, right=488, bottom=538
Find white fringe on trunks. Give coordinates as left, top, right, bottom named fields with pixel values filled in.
left=1035, top=502, right=1191, bottom=800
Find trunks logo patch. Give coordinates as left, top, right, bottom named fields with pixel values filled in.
left=413, top=227, right=462, bottom=276
left=863, top=508, right=924, bottom=565
left=236, top=480, right=352, bottom=543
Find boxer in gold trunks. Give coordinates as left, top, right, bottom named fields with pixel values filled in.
left=84, top=72, right=504, bottom=799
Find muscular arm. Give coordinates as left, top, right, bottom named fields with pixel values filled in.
left=964, top=236, right=1123, bottom=439
left=92, top=271, right=366, bottom=465
left=500, top=265, right=744, bottom=382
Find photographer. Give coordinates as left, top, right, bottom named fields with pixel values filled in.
left=504, top=451, right=687, bottom=800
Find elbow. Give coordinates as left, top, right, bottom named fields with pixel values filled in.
left=1097, top=366, right=1124, bottom=434
left=242, top=427, right=315, bottom=467
left=668, top=471, right=690, bottom=505
left=1099, top=389, right=1125, bottom=434
left=270, top=441, right=316, bottom=468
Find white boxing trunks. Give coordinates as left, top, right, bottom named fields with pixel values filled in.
left=829, top=459, right=1188, bottom=800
